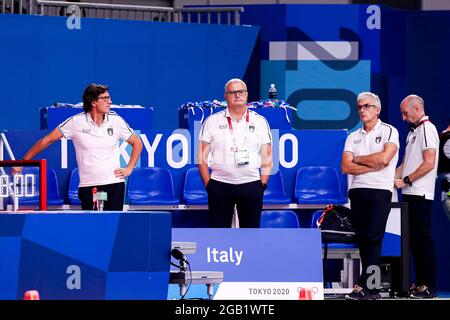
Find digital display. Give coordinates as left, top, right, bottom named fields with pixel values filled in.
left=0, top=159, right=47, bottom=211
left=0, top=174, right=36, bottom=198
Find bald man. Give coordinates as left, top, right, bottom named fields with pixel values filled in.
left=395, top=95, right=439, bottom=299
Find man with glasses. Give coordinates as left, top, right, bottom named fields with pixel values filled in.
left=341, top=92, right=399, bottom=300
left=198, top=78, right=272, bottom=228
left=394, top=95, right=439, bottom=299
left=16, top=83, right=142, bottom=211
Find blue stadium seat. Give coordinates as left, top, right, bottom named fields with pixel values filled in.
left=183, top=167, right=208, bottom=205
left=295, top=166, right=347, bottom=204
left=260, top=210, right=300, bottom=228
left=127, top=167, right=179, bottom=205
left=263, top=171, right=290, bottom=204
left=18, top=167, right=64, bottom=206
left=68, top=168, right=81, bottom=205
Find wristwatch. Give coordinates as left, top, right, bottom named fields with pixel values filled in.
left=262, top=182, right=267, bottom=190
left=403, top=176, right=412, bottom=186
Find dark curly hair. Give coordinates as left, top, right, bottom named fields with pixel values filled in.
left=82, top=83, right=109, bottom=112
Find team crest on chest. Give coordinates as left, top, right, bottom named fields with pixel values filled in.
left=249, top=124, right=255, bottom=133
left=411, top=136, right=416, bottom=144
left=375, top=136, right=382, bottom=144
left=107, top=127, right=114, bottom=136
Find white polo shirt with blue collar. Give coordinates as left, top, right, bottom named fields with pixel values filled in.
left=58, top=111, right=134, bottom=187
left=344, top=119, right=399, bottom=192
left=199, top=107, right=272, bottom=185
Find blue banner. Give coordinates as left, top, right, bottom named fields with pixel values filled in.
left=172, top=228, right=324, bottom=300
left=0, top=212, right=171, bottom=300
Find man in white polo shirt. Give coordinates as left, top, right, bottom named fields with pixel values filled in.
left=342, top=92, right=399, bottom=300
left=17, top=83, right=143, bottom=211
left=198, top=78, right=272, bottom=228
left=394, top=95, right=439, bottom=299
left=438, top=119, right=450, bottom=220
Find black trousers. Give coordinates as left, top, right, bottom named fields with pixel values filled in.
left=78, top=182, right=125, bottom=211
left=403, top=194, right=436, bottom=289
left=206, top=179, right=264, bottom=228
left=348, top=188, right=392, bottom=291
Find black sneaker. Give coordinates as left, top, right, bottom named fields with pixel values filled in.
left=345, top=285, right=381, bottom=300
left=409, top=285, right=437, bottom=299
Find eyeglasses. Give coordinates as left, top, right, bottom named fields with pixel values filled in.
left=98, top=96, right=111, bottom=102
left=357, top=103, right=377, bottom=111
left=226, top=89, right=247, bottom=96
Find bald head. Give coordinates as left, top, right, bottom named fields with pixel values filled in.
left=400, top=94, right=425, bottom=124
left=401, top=95, right=424, bottom=112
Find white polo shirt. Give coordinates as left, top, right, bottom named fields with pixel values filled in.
left=402, top=116, right=439, bottom=200
left=199, top=108, right=272, bottom=185
left=344, top=119, right=399, bottom=192
left=58, top=111, right=134, bottom=187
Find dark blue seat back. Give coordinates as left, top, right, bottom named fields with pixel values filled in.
left=127, top=167, right=179, bottom=205
left=260, top=210, right=300, bottom=228
left=295, top=166, right=347, bottom=204
left=263, top=170, right=290, bottom=204
left=183, top=167, right=208, bottom=205
left=68, top=168, right=81, bottom=205
left=18, top=167, right=64, bottom=206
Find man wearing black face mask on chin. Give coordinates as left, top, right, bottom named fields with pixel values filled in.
left=394, top=95, right=439, bottom=299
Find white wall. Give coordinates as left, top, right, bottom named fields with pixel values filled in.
left=422, top=0, right=450, bottom=10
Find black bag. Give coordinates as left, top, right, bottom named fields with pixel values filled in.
left=317, top=205, right=356, bottom=243
left=317, top=205, right=357, bottom=288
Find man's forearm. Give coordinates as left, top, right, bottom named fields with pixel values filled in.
left=408, top=161, right=435, bottom=183
left=198, top=163, right=210, bottom=186
left=23, top=138, right=51, bottom=160
left=126, top=144, right=142, bottom=170
left=354, top=152, right=386, bottom=169
left=342, top=162, right=378, bottom=175
left=125, top=134, right=143, bottom=170
left=395, top=163, right=404, bottom=179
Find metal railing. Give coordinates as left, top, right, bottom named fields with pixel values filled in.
left=1, top=0, right=34, bottom=14
left=1, top=0, right=244, bottom=25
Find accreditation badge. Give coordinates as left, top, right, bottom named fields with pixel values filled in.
left=234, top=145, right=250, bottom=166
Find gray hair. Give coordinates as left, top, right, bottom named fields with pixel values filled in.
left=224, top=78, right=247, bottom=93
left=357, top=92, right=381, bottom=109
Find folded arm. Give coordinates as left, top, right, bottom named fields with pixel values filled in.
left=353, top=143, right=398, bottom=169
left=342, top=151, right=379, bottom=175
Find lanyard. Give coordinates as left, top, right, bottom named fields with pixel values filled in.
left=227, top=109, right=250, bottom=149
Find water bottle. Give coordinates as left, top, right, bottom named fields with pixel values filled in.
left=92, top=187, right=98, bottom=210
left=97, top=191, right=108, bottom=212
left=268, top=83, right=277, bottom=100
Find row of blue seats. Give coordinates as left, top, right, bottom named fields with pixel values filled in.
left=126, top=166, right=347, bottom=206
left=16, top=166, right=348, bottom=206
